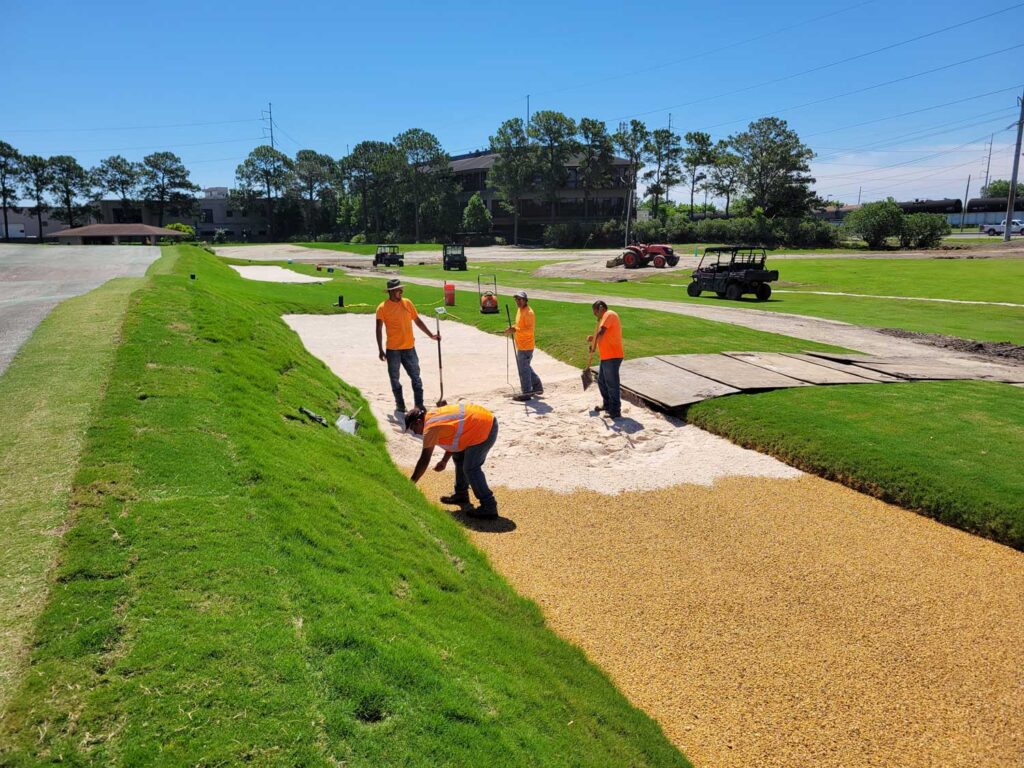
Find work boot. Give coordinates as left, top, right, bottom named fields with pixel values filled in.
left=440, top=492, right=470, bottom=505
left=512, top=393, right=532, bottom=402
left=591, top=404, right=606, bottom=413
left=467, top=503, right=498, bottom=520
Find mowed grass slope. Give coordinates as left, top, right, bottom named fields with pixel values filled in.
left=0, top=276, right=148, bottom=714
left=688, top=382, right=1024, bottom=550
left=0, top=245, right=689, bottom=766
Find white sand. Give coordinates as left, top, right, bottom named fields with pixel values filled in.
left=284, top=314, right=801, bottom=493
left=230, top=265, right=327, bottom=283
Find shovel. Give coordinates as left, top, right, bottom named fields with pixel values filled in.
left=581, top=319, right=600, bottom=390
left=434, top=306, right=447, bottom=407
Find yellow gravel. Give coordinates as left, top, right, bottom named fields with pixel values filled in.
left=417, top=472, right=1024, bottom=767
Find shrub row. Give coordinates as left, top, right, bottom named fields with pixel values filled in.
left=543, top=215, right=841, bottom=248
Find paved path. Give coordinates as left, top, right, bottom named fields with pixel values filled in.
left=0, top=245, right=161, bottom=376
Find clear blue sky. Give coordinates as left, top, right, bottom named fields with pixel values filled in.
left=5, top=0, right=1022, bottom=205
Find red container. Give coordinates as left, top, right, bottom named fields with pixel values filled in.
left=443, top=282, right=455, bottom=306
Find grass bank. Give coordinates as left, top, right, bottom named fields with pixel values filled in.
left=0, top=245, right=689, bottom=766
left=0, top=272, right=154, bottom=714
left=687, top=381, right=1024, bottom=550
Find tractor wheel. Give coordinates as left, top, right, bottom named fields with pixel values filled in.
left=652, top=255, right=667, bottom=268
left=623, top=252, right=639, bottom=269
left=667, top=255, right=679, bottom=267
left=755, top=283, right=772, bottom=301
left=725, top=283, right=742, bottom=301
left=686, top=282, right=701, bottom=297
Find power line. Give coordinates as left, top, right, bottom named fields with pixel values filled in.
left=532, top=0, right=878, bottom=98
left=0, top=118, right=261, bottom=134
left=689, top=42, right=1024, bottom=135
left=63, top=136, right=266, bottom=155
left=612, top=6, right=1024, bottom=123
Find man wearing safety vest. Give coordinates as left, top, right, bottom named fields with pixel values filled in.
left=405, top=403, right=499, bottom=519
left=503, top=290, right=543, bottom=402
left=587, top=300, right=623, bottom=419
left=375, top=279, right=439, bottom=413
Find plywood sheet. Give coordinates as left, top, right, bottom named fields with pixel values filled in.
left=783, top=354, right=905, bottom=382
left=618, top=357, right=739, bottom=408
left=724, top=352, right=881, bottom=385
left=852, top=359, right=1024, bottom=383
left=658, top=353, right=809, bottom=390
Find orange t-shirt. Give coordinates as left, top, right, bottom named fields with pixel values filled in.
left=423, top=404, right=494, bottom=452
left=375, top=297, right=418, bottom=350
left=513, top=306, right=535, bottom=351
left=597, top=310, right=623, bottom=360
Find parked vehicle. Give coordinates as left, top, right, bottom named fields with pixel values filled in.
left=619, top=243, right=679, bottom=269
left=687, top=246, right=778, bottom=301
left=372, top=244, right=404, bottom=267
left=442, top=244, right=467, bottom=271
left=981, top=219, right=1023, bottom=236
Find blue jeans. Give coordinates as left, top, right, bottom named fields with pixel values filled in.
left=515, top=348, right=543, bottom=395
left=385, top=348, right=423, bottom=410
left=597, top=357, right=622, bottom=416
left=453, top=420, right=499, bottom=509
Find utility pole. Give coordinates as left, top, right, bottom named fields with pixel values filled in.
left=526, top=95, right=530, bottom=127
left=261, top=102, right=275, bottom=149
left=960, top=175, right=970, bottom=231
left=620, top=120, right=633, bottom=248
left=984, top=133, right=993, bottom=192
left=857, top=186, right=862, bottom=205
left=1003, top=89, right=1024, bottom=243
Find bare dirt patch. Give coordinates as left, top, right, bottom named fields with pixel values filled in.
left=878, top=327, right=1024, bottom=363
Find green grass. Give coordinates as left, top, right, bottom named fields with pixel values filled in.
left=687, top=382, right=1024, bottom=550
left=0, top=245, right=689, bottom=766
left=397, top=256, right=1024, bottom=344
left=0, top=272, right=154, bottom=714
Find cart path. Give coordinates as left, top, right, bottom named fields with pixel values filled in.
left=336, top=268, right=1018, bottom=362
left=416, top=472, right=1024, bottom=768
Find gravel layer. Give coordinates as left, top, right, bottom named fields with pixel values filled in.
left=878, top=327, right=1024, bottom=362
left=416, top=473, right=1024, bottom=768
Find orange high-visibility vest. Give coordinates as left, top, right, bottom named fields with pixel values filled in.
left=424, top=403, right=494, bottom=452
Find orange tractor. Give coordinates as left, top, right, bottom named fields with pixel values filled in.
left=620, top=243, right=679, bottom=269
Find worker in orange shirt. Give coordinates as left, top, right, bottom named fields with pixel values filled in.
left=503, top=290, right=543, bottom=402
left=405, top=403, right=499, bottom=519
left=375, top=279, right=439, bottom=413
left=587, top=300, right=623, bottom=418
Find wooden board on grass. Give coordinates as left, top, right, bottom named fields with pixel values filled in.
left=782, top=354, right=905, bottom=382
left=724, top=352, right=882, bottom=385
left=618, top=357, right=739, bottom=409
left=658, top=353, right=809, bottom=390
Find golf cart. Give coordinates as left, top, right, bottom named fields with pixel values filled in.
left=442, top=244, right=467, bottom=271
left=372, top=244, right=404, bottom=267
left=687, top=246, right=778, bottom=301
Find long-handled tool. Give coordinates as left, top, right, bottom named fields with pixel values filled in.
left=434, top=306, right=447, bottom=407
left=581, top=318, right=601, bottom=390
left=504, top=304, right=515, bottom=392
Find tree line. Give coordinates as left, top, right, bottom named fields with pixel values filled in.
left=1, top=112, right=821, bottom=244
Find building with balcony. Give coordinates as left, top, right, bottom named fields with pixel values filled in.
left=449, top=150, right=635, bottom=240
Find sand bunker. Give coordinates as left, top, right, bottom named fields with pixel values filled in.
left=284, top=313, right=800, bottom=493
left=230, top=265, right=327, bottom=283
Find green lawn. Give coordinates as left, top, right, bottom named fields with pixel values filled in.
left=0, top=245, right=690, bottom=766
left=396, top=257, right=1024, bottom=344
left=688, top=382, right=1024, bottom=550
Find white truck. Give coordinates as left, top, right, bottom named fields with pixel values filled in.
left=981, top=219, right=1023, bottom=236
